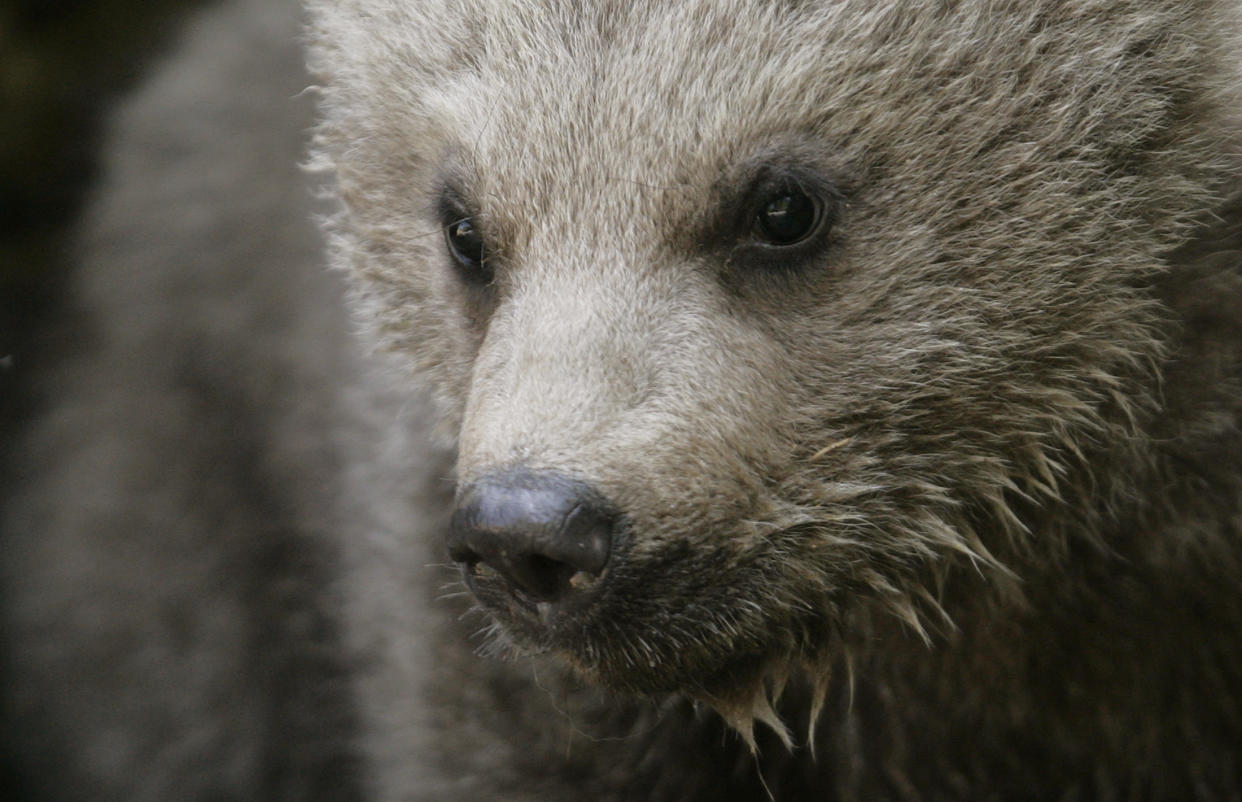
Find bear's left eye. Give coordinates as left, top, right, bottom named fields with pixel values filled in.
left=754, top=188, right=821, bottom=246
left=445, top=216, right=488, bottom=280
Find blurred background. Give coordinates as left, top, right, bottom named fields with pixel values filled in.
left=1, top=0, right=205, bottom=794
left=0, top=0, right=207, bottom=434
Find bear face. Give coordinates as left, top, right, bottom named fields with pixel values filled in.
left=307, top=0, right=1242, bottom=741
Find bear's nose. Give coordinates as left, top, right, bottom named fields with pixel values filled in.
left=447, top=470, right=615, bottom=604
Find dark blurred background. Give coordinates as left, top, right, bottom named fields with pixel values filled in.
left=0, top=0, right=208, bottom=431
left=0, top=0, right=207, bottom=794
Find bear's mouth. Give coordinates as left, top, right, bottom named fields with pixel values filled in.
left=451, top=529, right=806, bottom=706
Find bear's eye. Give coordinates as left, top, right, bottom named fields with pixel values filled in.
left=445, top=216, right=488, bottom=279
left=754, top=188, right=821, bottom=246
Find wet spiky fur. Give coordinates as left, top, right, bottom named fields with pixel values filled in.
left=4, top=0, right=1242, bottom=799
left=307, top=0, right=1242, bottom=788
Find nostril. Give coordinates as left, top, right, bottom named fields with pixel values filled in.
left=451, top=529, right=607, bottom=604
left=455, top=548, right=583, bottom=602
left=512, top=554, right=580, bottom=602
left=447, top=542, right=480, bottom=567
left=447, top=469, right=617, bottom=606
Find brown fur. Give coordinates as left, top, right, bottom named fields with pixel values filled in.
left=3, top=0, right=1240, bottom=799
left=307, top=0, right=1242, bottom=798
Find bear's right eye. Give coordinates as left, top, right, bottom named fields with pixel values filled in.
left=723, top=166, right=843, bottom=272
left=445, top=216, right=489, bottom=281
left=754, top=189, right=821, bottom=246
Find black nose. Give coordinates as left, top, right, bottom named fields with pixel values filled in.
left=448, top=470, right=616, bottom=604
